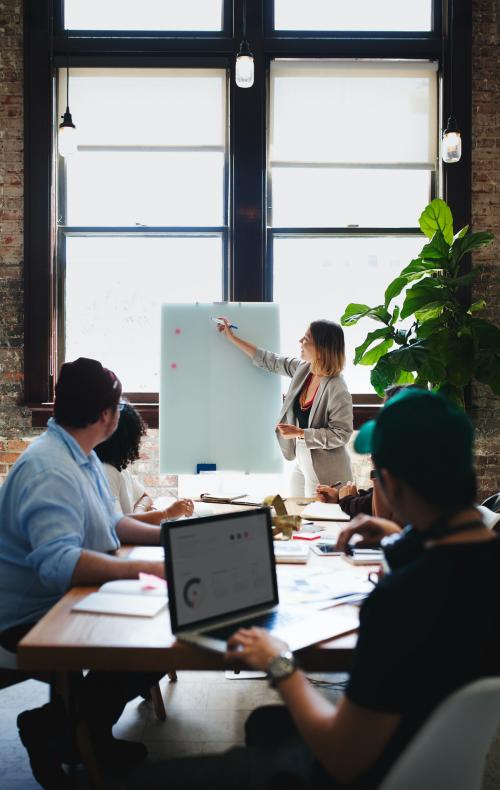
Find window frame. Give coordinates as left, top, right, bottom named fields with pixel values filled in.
left=24, top=0, right=471, bottom=427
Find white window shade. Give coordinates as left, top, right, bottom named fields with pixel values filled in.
left=64, top=0, right=223, bottom=31
left=270, top=61, right=438, bottom=166
left=59, top=68, right=226, bottom=147
left=274, top=0, right=432, bottom=32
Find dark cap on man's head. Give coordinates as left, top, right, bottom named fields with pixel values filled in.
left=354, top=389, right=474, bottom=486
left=54, top=357, right=122, bottom=428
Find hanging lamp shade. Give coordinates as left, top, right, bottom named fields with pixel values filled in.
left=442, top=115, right=461, bottom=164
left=236, top=40, right=254, bottom=88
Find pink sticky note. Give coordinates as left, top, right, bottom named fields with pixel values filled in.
left=171, top=363, right=177, bottom=369
left=139, top=572, right=167, bottom=590
left=175, top=328, right=181, bottom=334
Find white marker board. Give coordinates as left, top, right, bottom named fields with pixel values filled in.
left=160, top=303, right=284, bottom=474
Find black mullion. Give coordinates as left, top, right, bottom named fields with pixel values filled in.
left=270, top=228, right=421, bottom=237
left=53, top=55, right=231, bottom=69
left=61, top=227, right=228, bottom=235
left=230, top=0, right=266, bottom=301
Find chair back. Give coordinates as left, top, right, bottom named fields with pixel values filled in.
left=481, top=492, right=500, bottom=513
left=379, top=678, right=500, bottom=790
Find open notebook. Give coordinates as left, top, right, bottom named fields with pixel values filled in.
left=72, top=579, right=167, bottom=618
left=300, top=502, right=350, bottom=521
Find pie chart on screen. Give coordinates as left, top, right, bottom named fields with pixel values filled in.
left=183, top=577, right=205, bottom=608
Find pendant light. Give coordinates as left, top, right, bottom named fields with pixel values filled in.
left=442, top=0, right=461, bottom=163
left=59, top=60, right=78, bottom=158
left=235, top=0, right=254, bottom=88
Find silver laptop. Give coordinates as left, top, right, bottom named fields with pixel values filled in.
left=162, top=508, right=358, bottom=653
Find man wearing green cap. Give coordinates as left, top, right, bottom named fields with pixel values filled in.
left=131, top=390, right=500, bottom=790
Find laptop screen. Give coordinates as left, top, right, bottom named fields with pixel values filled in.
left=164, top=508, right=278, bottom=631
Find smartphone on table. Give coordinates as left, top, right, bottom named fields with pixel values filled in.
left=311, top=541, right=342, bottom=557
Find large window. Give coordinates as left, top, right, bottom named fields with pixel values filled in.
left=24, top=0, right=471, bottom=423
left=58, top=68, right=227, bottom=393
left=269, top=60, right=438, bottom=392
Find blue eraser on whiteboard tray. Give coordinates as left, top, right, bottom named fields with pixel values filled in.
left=196, top=463, right=217, bottom=474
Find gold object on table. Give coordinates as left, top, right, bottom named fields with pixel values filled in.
left=263, top=495, right=302, bottom=540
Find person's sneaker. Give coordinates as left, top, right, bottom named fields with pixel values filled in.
left=17, top=707, right=73, bottom=789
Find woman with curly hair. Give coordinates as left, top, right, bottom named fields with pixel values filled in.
left=95, top=401, right=193, bottom=522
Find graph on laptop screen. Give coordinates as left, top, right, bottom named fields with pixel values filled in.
left=170, top=512, right=276, bottom=628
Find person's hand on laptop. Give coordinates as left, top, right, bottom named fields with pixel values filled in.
left=336, top=514, right=402, bottom=553
left=225, top=628, right=288, bottom=671
left=316, top=484, right=339, bottom=503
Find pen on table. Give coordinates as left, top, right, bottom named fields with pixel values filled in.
left=211, top=317, right=238, bottom=330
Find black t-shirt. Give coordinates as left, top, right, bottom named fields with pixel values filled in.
left=344, top=538, right=500, bottom=789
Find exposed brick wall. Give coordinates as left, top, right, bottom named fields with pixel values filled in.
left=0, top=435, right=37, bottom=486
left=0, top=2, right=499, bottom=498
left=470, top=0, right=500, bottom=499
left=0, top=0, right=31, bottom=436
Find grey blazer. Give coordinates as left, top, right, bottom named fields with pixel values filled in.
left=252, top=348, right=353, bottom=485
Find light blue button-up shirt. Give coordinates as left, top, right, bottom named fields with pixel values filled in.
left=0, top=418, right=122, bottom=632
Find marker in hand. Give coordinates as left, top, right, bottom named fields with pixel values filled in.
left=211, top=317, right=238, bottom=330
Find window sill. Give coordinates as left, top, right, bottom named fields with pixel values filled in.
left=29, top=402, right=380, bottom=430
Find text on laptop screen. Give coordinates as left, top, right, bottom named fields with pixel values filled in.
left=170, top=512, right=276, bottom=628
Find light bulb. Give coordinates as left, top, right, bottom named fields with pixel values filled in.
left=235, top=41, right=254, bottom=89
left=442, top=116, right=461, bottom=164
left=58, top=108, right=78, bottom=158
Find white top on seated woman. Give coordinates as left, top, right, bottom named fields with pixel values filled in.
left=94, top=401, right=193, bottom=522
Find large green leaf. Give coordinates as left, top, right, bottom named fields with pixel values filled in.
left=359, top=339, right=394, bottom=366
left=414, top=303, right=446, bottom=322
left=400, top=258, right=443, bottom=277
left=429, top=332, right=475, bottom=388
left=341, top=303, right=391, bottom=327
left=451, top=231, right=494, bottom=265
left=416, top=317, right=445, bottom=340
left=419, top=199, right=454, bottom=244
left=370, top=355, right=398, bottom=396
left=389, top=342, right=446, bottom=385
left=400, top=278, right=449, bottom=320
left=440, top=270, right=479, bottom=289
left=353, top=328, right=392, bottom=364
left=453, top=225, right=469, bottom=241
left=341, top=303, right=372, bottom=326
left=384, top=276, right=409, bottom=306
left=394, top=370, right=416, bottom=385
left=469, top=300, right=486, bottom=314
left=420, top=230, right=451, bottom=261
left=470, top=318, right=500, bottom=350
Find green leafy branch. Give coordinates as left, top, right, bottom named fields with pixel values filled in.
left=340, top=199, right=498, bottom=407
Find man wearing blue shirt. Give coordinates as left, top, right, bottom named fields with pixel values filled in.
left=0, top=358, right=172, bottom=789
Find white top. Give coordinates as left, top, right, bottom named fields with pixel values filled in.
left=102, top=463, right=146, bottom=515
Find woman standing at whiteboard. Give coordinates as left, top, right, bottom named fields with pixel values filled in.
left=217, top=318, right=353, bottom=497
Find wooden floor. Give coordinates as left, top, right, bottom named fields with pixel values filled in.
left=1, top=672, right=500, bottom=789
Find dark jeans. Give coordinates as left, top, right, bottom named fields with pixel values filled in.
left=128, top=706, right=336, bottom=790
left=1, top=621, right=162, bottom=741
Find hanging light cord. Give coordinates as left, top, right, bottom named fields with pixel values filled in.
left=448, top=0, right=454, bottom=118
left=242, top=0, right=247, bottom=42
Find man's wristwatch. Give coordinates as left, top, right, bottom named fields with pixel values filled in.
left=267, top=650, right=298, bottom=687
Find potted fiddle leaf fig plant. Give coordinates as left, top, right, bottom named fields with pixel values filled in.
left=340, top=199, right=500, bottom=407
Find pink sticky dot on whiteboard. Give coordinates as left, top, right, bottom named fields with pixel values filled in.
left=171, top=363, right=177, bottom=369
left=175, top=328, right=181, bottom=334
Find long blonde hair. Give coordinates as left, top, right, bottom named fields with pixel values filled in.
left=309, top=320, right=345, bottom=377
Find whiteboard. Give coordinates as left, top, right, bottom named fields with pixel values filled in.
left=160, top=303, right=284, bottom=474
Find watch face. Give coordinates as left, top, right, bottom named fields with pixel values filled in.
left=270, top=651, right=295, bottom=680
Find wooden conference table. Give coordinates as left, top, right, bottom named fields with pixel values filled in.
left=17, top=501, right=363, bottom=676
